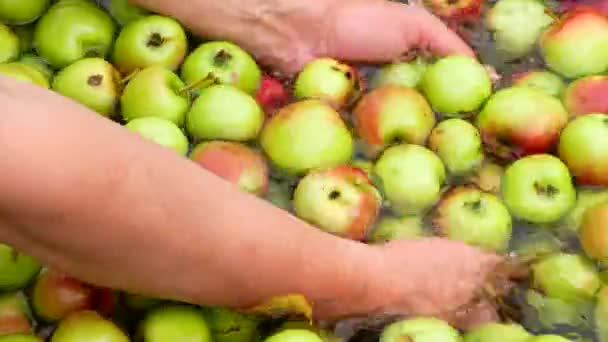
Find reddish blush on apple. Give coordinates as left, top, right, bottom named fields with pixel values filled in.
left=564, top=75, right=608, bottom=117
left=255, top=75, right=289, bottom=117
left=0, top=292, right=32, bottom=336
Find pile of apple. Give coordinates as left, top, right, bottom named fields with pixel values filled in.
left=5, top=0, right=608, bottom=340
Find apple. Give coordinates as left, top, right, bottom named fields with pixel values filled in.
left=477, top=87, right=568, bottom=160
left=50, top=310, right=128, bottom=342
left=33, top=0, right=116, bottom=69
left=525, top=288, right=591, bottom=330
left=0, top=23, right=19, bottom=63
left=485, top=0, right=554, bottom=60
left=420, top=55, right=492, bottom=116
left=0, top=292, right=32, bottom=336
left=422, top=0, right=484, bottom=22
left=186, top=84, right=264, bottom=142
left=528, top=336, right=572, bottom=342
left=374, top=144, right=446, bottom=215
left=367, top=215, right=425, bottom=243
left=0, top=62, right=49, bottom=88
left=107, top=0, right=150, bottom=26
left=578, top=202, right=608, bottom=262
left=379, top=317, right=461, bottom=342
left=120, top=66, right=190, bottom=126
left=202, top=307, right=261, bottom=342
left=563, top=188, right=608, bottom=232
left=255, top=74, right=289, bottom=117
left=511, top=70, right=565, bottom=98
left=260, top=100, right=354, bottom=175
left=371, top=58, right=427, bottom=89
left=18, top=54, right=53, bottom=82
left=266, top=180, right=292, bottom=211
left=595, top=286, right=608, bottom=342
left=52, top=57, right=121, bottom=117
left=0, top=335, right=42, bottom=342
left=293, top=58, right=359, bottom=109
left=293, top=166, right=382, bottom=241
left=0, top=0, right=49, bottom=24
left=352, top=85, right=435, bottom=158
left=531, top=253, right=600, bottom=302
left=0, top=244, right=40, bottom=291
left=350, top=159, right=373, bottom=178
left=563, top=75, right=608, bottom=117
left=511, top=229, right=561, bottom=260
left=125, top=117, right=189, bottom=155
left=558, top=113, right=608, bottom=186
left=501, top=154, right=576, bottom=223
left=276, top=321, right=340, bottom=342
left=137, top=305, right=212, bottom=342
left=112, top=15, right=188, bottom=74
left=429, top=118, right=483, bottom=175
left=264, top=330, right=324, bottom=342
left=181, top=41, right=261, bottom=95
left=121, top=293, right=162, bottom=311
left=190, top=141, right=269, bottom=196
left=539, top=7, right=608, bottom=78
left=470, top=160, right=504, bottom=194
left=463, top=323, right=531, bottom=342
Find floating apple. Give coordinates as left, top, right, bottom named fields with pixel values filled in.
left=264, top=329, right=324, bottom=342
left=463, top=322, right=531, bottom=342
left=293, top=58, right=359, bottom=109
left=125, top=117, right=189, bottom=156
left=420, top=55, right=492, bottom=116
left=190, top=141, right=269, bottom=196
left=380, top=317, right=461, bottom=342
left=558, top=113, right=608, bottom=186
left=0, top=0, right=49, bottom=24
left=477, top=87, right=568, bottom=160
left=470, top=160, right=504, bottom=194
left=260, top=100, right=353, bottom=175
left=531, top=253, right=600, bottom=302
left=0, top=23, right=19, bottom=63
left=181, top=41, right=261, bottom=95
left=371, top=58, right=427, bottom=89
left=112, top=15, right=188, bottom=74
left=107, top=0, right=150, bottom=26
left=525, top=288, right=591, bottom=330
left=18, top=54, right=53, bottom=82
left=429, top=118, right=483, bottom=175
left=563, top=75, right=608, bottom=117
left=33, top=0, right=116, bottom=68
left=256, top=74, right=289, bottom=117
left=578, top=202, right=608, bottom=262
left=0, top=244, right=40, bottom=291
left=511, top=70, right=565, bottom=98
left=352, top=85, right=435, bottom=157
left=202, top=307, right=261, bottom=342
left=0, top=292, right=32, bottom=336
left=50, top=310, right=128, bottom=342
left=120, top=66, right=190, bottom=126
left=0, top=62, right=49, bottom=88
left=374, top=144, right=446, bottom=215
left=367, top=215, right=425, bottom=243
left=0, top=334, right=42, bottom=342
left=186, top=84, right=264, bottom=142
left=293, top=166, right=382, bottom=241
left=138, top=305, right=212, bottom=342
left=539, top=7, right=608, bottom=78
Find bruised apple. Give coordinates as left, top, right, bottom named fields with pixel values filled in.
left=563, top=75, right=608, bottom=117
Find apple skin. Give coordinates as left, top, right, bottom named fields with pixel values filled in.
left=420, top=55, right=492, bottom=116
left=181, top=41, right=261, bottom=95
left=595, top=286, right=608, bottom=342
left=33, top=0, right=116, bottom=69
left=528, top=336, right=571, bottom=342
left=531, top=253, right=600, bottom=302
left=293, top=58, right=359, bottom=109
left=0, top=23, right=19, bottom=63
left=558, top=113, right=608, bottom=186
left=477, top=87, right=568, bottom=160
left=120, top=66, right=190, bottom=126
left=137, top=305, right=212, bottom=342
left=563, top=188, right=608, bottom=232
left=0, top=335, right=42, bottom=342
left=18, top=54, right=53, bottom=82
left=353, top=85, right=435, bottom=158
left=264, top=330, right=324, bottom=342
left=202, top=307, right=261, bottom=342
left=0, top=62, right=49, bottom=88
left=293, top=166, right=382, bottom=241
left=423, top=0, right=484, bottom=22
left=563, top=75, right=608, bottom=117
left=190, top=141, right=270, bottom=196
left=379, top=317, right=461, bottom=342
left=255, top=74, right=289, bottom=117
left=539, top=7, right=608, bottom=78
left=470, top=160, right=504, bottom=194
left=112, top=15, right=188, bottom=74
left=276, top=321, right=340, bottom=342
left=511, top=70, right=565, bottom=98
left=125, top=117, right=190, bottom=156
left=578, top=202, right=608, bottom=262
left=371, top=58, right=427, bottom=90
left=463, top=323, right=531, bottom=342
left=50, top=310, right=129, bottom=342
left=0, top=0, right=49, bottom=25
left=107, top=0, right=150, bottom=26
left=429, top=118, right=483, bottom=175
left=374, top=144, right=446, bottom=215
left=52, top=57, right=121, bottom=117
left=367, top=215, right=425, bottom=243
left=186, top=84, right=264, bottom=142
left=13, top=25, right=34, bottom=54
left=0, top=244, right=41, bottom=291
left=0, top=292, right=32, bottom=336
left=260, top=100, right=354, bottom=176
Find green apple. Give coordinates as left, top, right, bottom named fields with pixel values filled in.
left=50, top=310, right=128, bottom=342
left=293, top=58, right=359, bottom=109
left=512, top=70, right=565, bottom=98
left=202, top=307, right=261, bottom=342
left=181, top=41, right=261, bottom=95
left=433, top=186, right=512, bottom=252
left=0, top=62, right=49, bottom=87
left=0, top=335, right=42, bottom=342
left=138, top=305, right=212, bottom=342
left=0, top=292, right=33, bottom=336
left=120, top=66, right=190, bottom=126
left=33, top=0, right=116, bottom=68
left=18, top=53, right=53, bottom=81
left=186, top=84, right=264, bottom=142
left=0, top=0, right=50, bottom=24
left=511, top=229, right=561, bottom=260
left=420, top=55, right=492, bottom=116
left=0, top=23, right=19, bottom=63
left=264, top=330, right=324, bottom=342
left=531, top=253, right=600, bottom=302
left=0, top=243, right=40, bottom=291
left=379, top=317, right=461, bottom=342
left=501, top=154, right=576, bottom=223
left=367, top=215, right=425, bottom=243
left=260, top=100, right=353, bottom=175
left=371, top=58, right=428, bottom=89
left=13, top=25, right=34, bottom=54
left=595, top=286, right=608, bottom=342
left=563, top=188, right=608, bottom=232
left=429, top=118, right=483, bottom=175
left=275, top=321, right=340, bottom=342
left=525, top=288, right=592, bottom=330
left=107, top=0, right=150, bottom=26
left=125, top=117, right=189, bottom=155
left=470, top=160, right=504, bottom=194
left=121, top=292, right=163, bottom=311
left=374, top=144, right=446, bottom=215
left=52, top=57, right=121, bottom=117
left=112, top=15, right=188, bottom=74
left=463, top=323, right=531, bottom=342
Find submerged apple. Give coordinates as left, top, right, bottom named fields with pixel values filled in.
left=0, top=62, right=49, bottom=88
left=138, top=305, right=212, bottom=342
left=367, top=215, right=425, bottom=243
left=477, top=87, right=568, bottom=160
left=353, top=85, right=435, bottom=158
left=371, top=58, right=428, bottom=89
left=293, top=58, right=359, bottom=109
left=429, top=118, right=483, bottom=175
left=202, top=307, right=260, bottom=342
left=525, top=288, right=590, bottom=330
left=50, top=310, right=128, bottom=342
left=558, top=113, right=608, bottom=186
left=578, top=202, right=608, bottom=262
left=380, top=317, right=461, bottom=342
left=260, top=100, right=354, bottom=175
left=470, top=160, right=504, bottom=194
left=563, top=75, right=608, bottom=117
left=563, top=188, right=608, bottom=232
left=0, top=0, right=49, bottom=24
left=0, top=23, right=19, bottom=63
left=374, top=144, right=446, bottom=215
left=531, top=253, right=600, bottom=302
left=190, top=141, right=269, bottom=196
left=293, top=166, right=382, bottom=241
left=125, top=117, right=190, bottom=156
left=0, top=292, right=32, bottom=336
left=0, top=244, right=40, bottom=291
left=463, top=322, right=531, bottom=342
left=511, top=70, right=565, bottom=98
left=539, top=7, right=608, bottom=78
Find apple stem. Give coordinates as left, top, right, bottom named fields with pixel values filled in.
left=120, top=69, right=141, bottom=85
left=179, top=75, right=219, bottom=95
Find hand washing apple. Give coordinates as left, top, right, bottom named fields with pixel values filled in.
left=463, top=323, right=531, bottom=342
left=293, top=58, right=359, bottom=109
left=0, top=0, right=49, bottom=24
left=380, top=317, right=461, bottom=342
left=137, top=305, right=212, bottom=342
left=0, top=62, right=49, bottom=88
left=367, top=215, right=425, bottom=243
left=531, top=253, right=600, bottom=302
left=125, top=117, right=189, bottom=156
left=428, top=118, right=483, bottom=175
left=371, top=58, right=428, bottom=89
left=50, top=310, right=129, bottom=342
left=0, top=292, right=32, bottom=336
left=0, top=23, right=19, bottom=63
left=563, top=75, right=608, bottom=117
left=107, top=0, right=150, bottom=26
left=511, top=70, right=565, bottom=98
left=0, top=243, right=40, bottom=291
